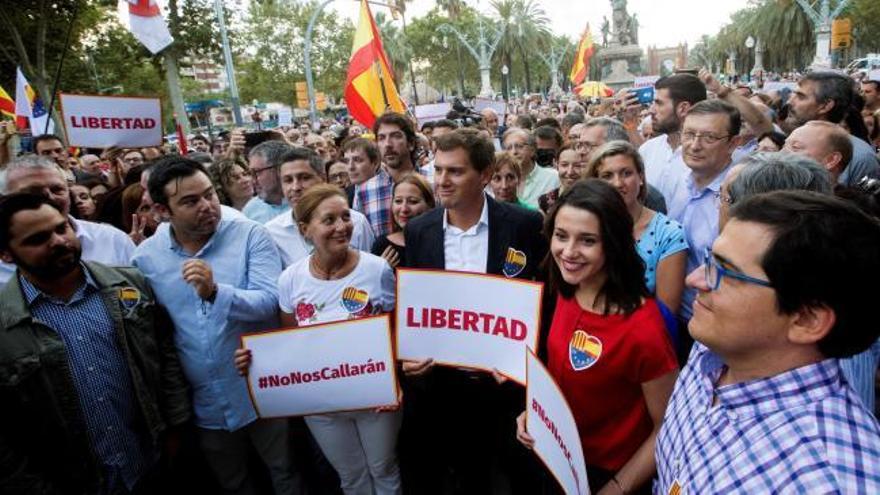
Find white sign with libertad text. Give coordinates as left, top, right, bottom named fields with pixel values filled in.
left=242, top=315, right=399, bottom=418
left=526, top=350, right=589, bottom=495
left=60, top=93, right=163, bottom=148
left=395, top=269, right=542, bottom=383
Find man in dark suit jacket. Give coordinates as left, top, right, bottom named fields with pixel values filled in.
left=401, top=128, right=547, bottom=494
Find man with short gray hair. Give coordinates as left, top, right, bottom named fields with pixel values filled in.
left=719, top=152, right=832, bottom=229
left=0, top=155, right=135, bottom=285
left=243, top=140, right=293, bottom=223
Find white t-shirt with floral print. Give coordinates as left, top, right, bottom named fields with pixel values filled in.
left=278, top=251, right=395, bottom=326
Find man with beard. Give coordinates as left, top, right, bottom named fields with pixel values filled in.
left=640, top=74, right=707, bottom=201
left=190, top=135, right=211, bottom=154
left=353, top=112, right=422, bottom=236
left=0, top=155, right=135, bottom=286
left=784, top=72, right=879, bottom=186
left=0, top=193, right=191, bottom=494
left=133, top=157, right=302, bottom=495
left=243, top=140, right=294, bottom=224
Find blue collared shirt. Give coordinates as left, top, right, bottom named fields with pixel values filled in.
left=132, top=218, right=282, bottom=431
left=22, top=267, right=154, bottom=490
left=242, top=196, right=290, bottom=224
left=666, top=166, right=731, bottom=319
left=656, top=343, right=880, bottom=494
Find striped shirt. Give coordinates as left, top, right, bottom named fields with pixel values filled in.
left=655, top=343, right=880, bottom=494
left=840, top=338, right=880, bottom=412
left=21, top=268, right=155, bottom=491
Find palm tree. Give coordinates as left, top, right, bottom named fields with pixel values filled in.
left=491, top=0, right=550, bottom=94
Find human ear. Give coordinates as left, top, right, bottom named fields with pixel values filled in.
left=788, top=304, right=835, bottom=346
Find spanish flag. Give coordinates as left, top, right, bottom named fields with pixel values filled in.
left=344, top=0, right=406, bottom=128
left=569, top=25, right=595, bottom=86
left=0, top=84, right=14, bottom=119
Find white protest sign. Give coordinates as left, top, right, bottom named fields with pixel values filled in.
left=242, top=315, right=399, bottom=418
left=278, top=108, right=293, bottom=126
left=633, top=75, right=660, bottom=88
left=869, top=70, right=880, bottom=83
left=396, top=269, right=542, bottom=384
left=761, top=81, right=797, bottom=94
left=60, top=94, right=163, bottom=148
left=473, top=97, right=508, bottom=120
left=413, top=102, right=452, bottom=128
left=526, top=350, right=589, bottom=495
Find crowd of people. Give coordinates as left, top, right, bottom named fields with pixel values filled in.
left=1, top=68, right=880, bottom=495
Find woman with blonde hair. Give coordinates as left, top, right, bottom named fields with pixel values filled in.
left=586, top=140, right=688, bottom=315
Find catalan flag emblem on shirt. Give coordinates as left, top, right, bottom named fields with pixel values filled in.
left=569, top=330, right=602, bottom=371
left=341, top=286, right=370, bottom=313
left=502, top=247, right=527, bottom=278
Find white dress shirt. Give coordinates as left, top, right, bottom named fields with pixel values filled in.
left=265, top=208, right=376, bottom=268
left=0, top=217, right=136, bottom=286
left=443, top=195, right=489, bottom=273
left=640, top=134, right=690, bottom=203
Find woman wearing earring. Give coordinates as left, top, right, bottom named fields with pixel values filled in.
left=515, top=179, right=678, bottom=494
left=236, top=184, right=402, bottom=494
left=586, top=141, right=688, bottom=316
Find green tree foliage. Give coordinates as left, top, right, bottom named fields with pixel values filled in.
left=847, top=0, right=880, bottom=53
left=236, top=0, right=353, bottom=106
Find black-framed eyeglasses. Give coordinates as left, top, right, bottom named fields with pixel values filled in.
left=703, top=249, right=772, bottom=291
left=681, top=132, right=732, bottom=145
left=251, top=164, right=279, bottom=175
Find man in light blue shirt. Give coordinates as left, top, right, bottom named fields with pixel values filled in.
left=665, top=100, right=742, bottom=321
left=132, top=156, right=302, bottom=495
left=243, top=140, right=293, bottom=223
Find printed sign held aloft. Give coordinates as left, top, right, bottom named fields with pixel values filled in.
left=526, top=349, right=589, bottom=495
left=396, top=269, right=543, bottom=384
left=242, top=315, right=399, bottom=418
left=60, top=94, right=162, bottom=148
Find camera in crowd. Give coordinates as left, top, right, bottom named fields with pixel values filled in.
left=446, top=98, right=483, bottom=128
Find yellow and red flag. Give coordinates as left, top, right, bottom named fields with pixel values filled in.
left=575, top=81, right=614, bottom=98
left=0, top=84, right=15, bottom=119
left=569, top=25, right=595, bottom=86
left=344, top=0, right=406, bottom=128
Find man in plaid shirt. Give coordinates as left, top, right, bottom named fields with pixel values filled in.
left=352, top=112, right=421, bottom=237
left=656, top=191, right=880, bottom=494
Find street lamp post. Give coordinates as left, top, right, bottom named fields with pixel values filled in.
left=438, top=18, right=506, bottom=98
left=214, top=0, right=243, bottom=126
left=501, top=65, right=509, bottom=101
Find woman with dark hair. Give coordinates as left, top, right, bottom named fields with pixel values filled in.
left=208, top=157, right=254, bottom=211
left=370, top=173, right=435, bottom=268
left=121, top=183, right=158, bottom=245
left=516, top=179, right=678, bottom=494
left=756, top=131, right=788, bottom=152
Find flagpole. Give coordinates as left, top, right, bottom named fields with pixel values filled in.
left=43, top=1, right=80, bottom=139
left=375, top=60, right=391, bottom=110
left=163, top=52, right=192, bottom=136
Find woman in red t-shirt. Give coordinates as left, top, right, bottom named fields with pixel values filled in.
left=517, top=179, right=679, bottom=494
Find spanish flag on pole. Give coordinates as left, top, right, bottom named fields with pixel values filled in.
left=344, top=0, right=406, bottom=128
left=569, top=25, right=595, bottom=86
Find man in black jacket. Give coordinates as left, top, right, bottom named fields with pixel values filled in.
left=0, top=193, right=191, bottom=495
left=402, top=128, right=547, bottom=493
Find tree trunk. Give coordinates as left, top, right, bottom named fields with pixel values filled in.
left=517, top=40, right=531, bottom=93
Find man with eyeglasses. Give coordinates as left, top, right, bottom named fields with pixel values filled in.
left=665, top=99, right=741, bottom=322
left=656, top=190, right=880, bottom=493
left=640, top=74, right=707, bottom=201
left=501, top=128, right=559, bottom=208
left=242, top=140, right=293, bottom=224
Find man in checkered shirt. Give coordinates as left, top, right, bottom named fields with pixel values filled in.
left=656, top=190, right=880, bottom=494
left=352, top=112, right=422, bottom=237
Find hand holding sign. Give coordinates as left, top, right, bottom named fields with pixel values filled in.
left=396, top=269, right=543, bottom=383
